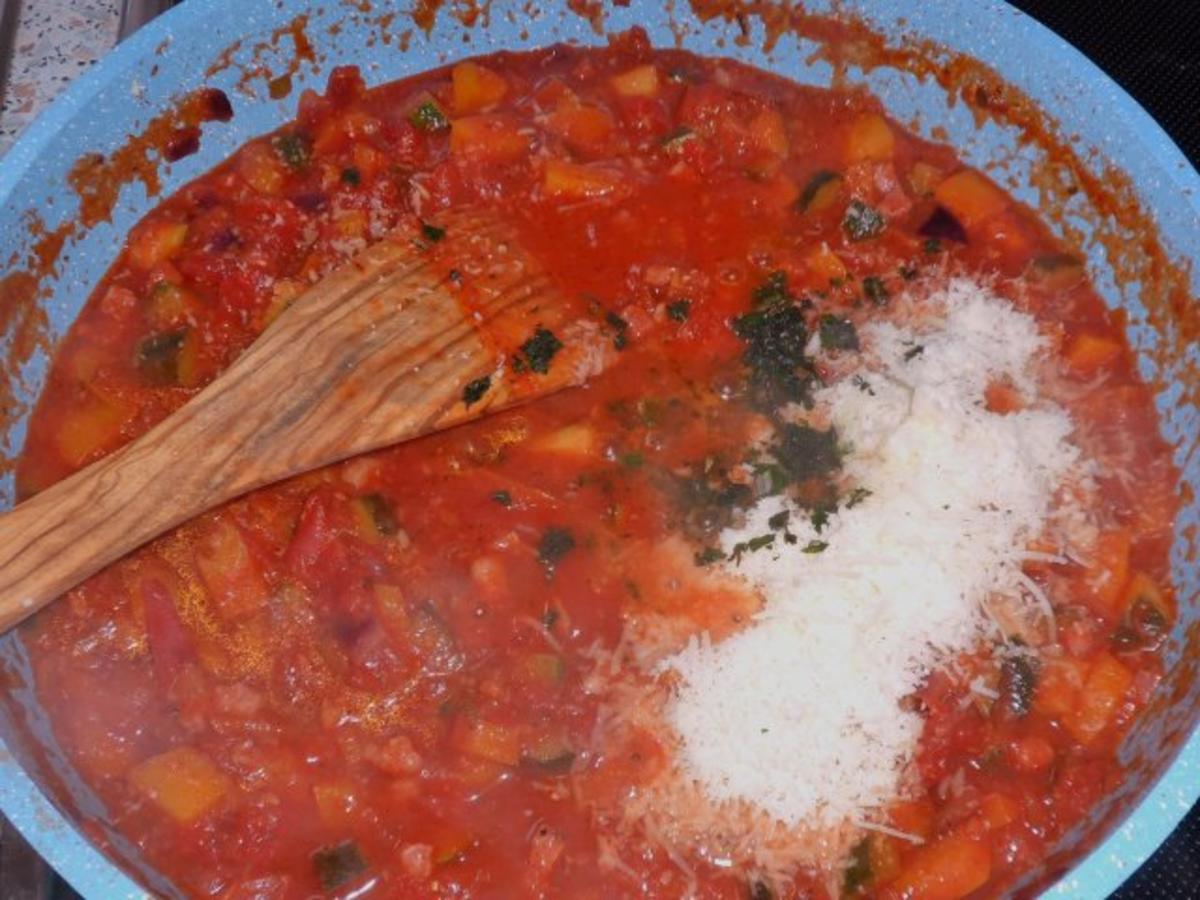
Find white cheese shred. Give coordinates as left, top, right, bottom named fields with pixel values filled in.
left=662, top=278, right=1083, bottom=838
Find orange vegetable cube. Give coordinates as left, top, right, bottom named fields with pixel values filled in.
left=885, top=833, right=991, bottom=900
left=749, top=108, right=789, bottom=158
left=452, top=61, right=510, bottom=114
left=129, top=221, right=189, bottom=271
left=845, top=112, right=894, bottom=162
left=452, top=718, right=521, bottom=766
left=129, top=747, right=231, bottom=824
left=1033, top=658, right=1086, bottom=718
left=933, top=170, right=1007, bottom=227
left=1065, top=652, right=1132, bottom=744
left=1007, top=735, right=1055, bottom=773
left=979, top=792, right=1020, bottom=829
left=547, top=102, right=615, bottom=155
left=1065, top=333, right=1122, bottom=376
left=312, top=780, right=361, bottom=830
left=57, top=395, right=125, bottom=468
left=1085, top=530, right=1131, bottom=617
left=805, top=242, right=848, bottom=282
left=542, top=160, right=622, bottom=199
left=610, top=64, right=659, bottom=97
left=449, top=116, right=530, bottom=163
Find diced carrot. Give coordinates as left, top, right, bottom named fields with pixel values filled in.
left=333, top=209, right=369, bottom=238
left=452, top=717, right=521, bottom=766
left=449, top=115, right=530, bottom=163
left=933, top=170, right=1007, bottom=227
left=314, top=111, right=380, bottom=155
left=1065, top=333, right=1122, bottom=376
left=129, top=747, right=231, bottom=824
left=128, top=221, right=189, bottom=271
left=57, top=395, right=125, bottom=468
left=452, top=61, right=509, bottom=114
left=907, top=161, right=943, bottom=197
left=1033, top=658, right=1086, bottom=718
left=884, top=833, right=991, bottom=900
left=1008, top=735, right=1055, bottom=773
left=532, top=421, right=597, bottom=455
left=312, top=780, right=361, bottom=830
left=805, top=242, right=848, bottom=282
left=1065, top=652, right=1132, bottom=744
left=610, top=64, right=659, bottom=97
left=542, top=160, right=622, bottom=199
left=979, top=792, right=1019, bottom=829
left=749, top=108, right=789, bottom=158
left=845, top=112, right=894, bottom=162
left=547, top=102, right=615, bottom=155
left=1084, top=530, right=1131, bottom=617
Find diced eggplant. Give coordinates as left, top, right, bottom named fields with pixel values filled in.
left=918, top=206, right=967, bottom=244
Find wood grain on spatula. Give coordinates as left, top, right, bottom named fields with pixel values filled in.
left=0, top=209, right=606, bottom=632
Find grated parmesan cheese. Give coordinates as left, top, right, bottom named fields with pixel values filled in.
left=662, top=278, right=1084, bottom=832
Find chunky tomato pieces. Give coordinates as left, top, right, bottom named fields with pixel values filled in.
left=15, top=30, right=1175, bottom=900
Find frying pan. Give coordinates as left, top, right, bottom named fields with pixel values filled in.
left=0, top=1, right=1196, bottom=896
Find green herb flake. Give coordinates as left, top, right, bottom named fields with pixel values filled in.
left=731, top=533, right=775, bottom=564
left=852, top=375, right=875, bottom=396
left=810, top=507, right=829, bottom=533
left=340, top=166, right=361, bottom=186
left=842, top=200, right=887, bottom=242
left=667, top=299, right=692, bottom=322
left=619, top=451, right=645, bottom=470
left=313, top=841, right=369, bottom=892
left=490, top=489, right=512, bottom=507
left=903, top=344, right=925, bottom=362
left=462, top=374, right=491, bottom=407
left=862, top=275, right=889, bottom=306
left=421, top=221, right=447, bottom=243
left=409, top=99, right=448, bottom=132
left=898, top=264, right=918, bottom=281
left=923, top=237, right=942, bottom=254
left=819, top=314, right=859, bottom=351
left=802, top=539, right=829, bottom=554
left=767, top=510, right=791, bottom=531
left=693, top=546, right=726, bottom=567
left=845, top=486, right=872, bottom=508
left=271, top=131, right=312, bottom=169
left=538, top=527, right=577, bottom=571
left=751, top=271, right=792, bottom=310
left=516, top=326, right=563, bottom=375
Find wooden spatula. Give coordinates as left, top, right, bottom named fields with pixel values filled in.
left=0, top=209, right=605, bottom=632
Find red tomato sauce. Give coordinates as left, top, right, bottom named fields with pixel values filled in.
left=14, top=29, right=1177, bottom=900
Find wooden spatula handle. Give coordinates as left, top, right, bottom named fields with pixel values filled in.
left=0, top=216, right=583, bottom=632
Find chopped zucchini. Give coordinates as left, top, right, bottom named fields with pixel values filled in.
left=797, top=170, right=843, bottom=215
left=358, top=493, right=399, bottom=536
left=135, top=330, right=188, bottom=385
